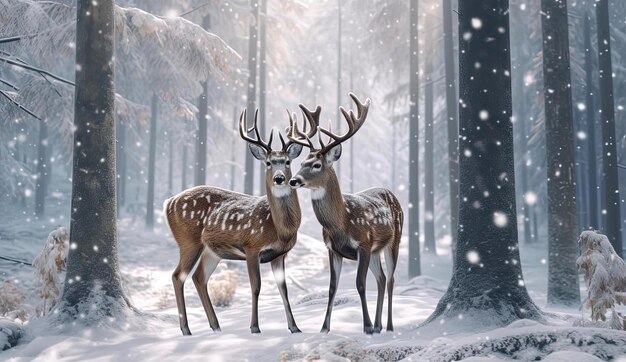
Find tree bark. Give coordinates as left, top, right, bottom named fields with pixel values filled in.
left=335, top=0, right=342, bottom=184
left=146, top=93, right=157, bottom=230
left=116, top=118, right=126, bottom=215
left=59, top=0, right=131, bottom=319
left=595, top=0, right=623, bottom=257
left=244, top=0, right=259, bottom=196
left=196, top=80, right=208, bottom=186
left=181, top=144, right=187, bottom=191
left=442, top=0, right=459, bottom=256
left=423, top=0, right=542, bottom=329
left=258, top=0, right=267, bottom=196
left=408, top=0, right=421, bottom=277
left=541, top=0, right=580, bottom=307
left=423, top=47, right=436, bottom=254
left=168, top=132, right=173, bottom=195
left=35, top=119, right=48, bottom=216
left=231, top=105, right=237, bottom=192
left=584, top=13, right=598, bottom=230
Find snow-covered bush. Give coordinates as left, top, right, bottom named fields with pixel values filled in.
left=32, top=227, right=69, bottom=316
left=576, top=230, right=626, bottom=329
left=0, top=282, right=27, bottom=321
left=209, top=268, right=238, bottom=307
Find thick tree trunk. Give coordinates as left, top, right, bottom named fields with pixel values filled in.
left=584, top=13, right=598, bottom=229
left=423, top=0, right=542, bottom=329
left=243, top=0, right=259, bottom=196
left=408, top=0, right=421, bottom=277
left=595, top=0, right=623, bottom=257
left=59, top=0, right=131, bottom=319
left=442, top=0, right=459, bottom=256
left=35, top=119, right=48, bottom=216
left=423, top=53, right=436, bottom=254
left=116, top=118, right=126, bottom=215
left=541, top=0, right=580, bottom=307
left=146, top=93, right=157, bottom=230
left=258, top=0, right=267, bottom=196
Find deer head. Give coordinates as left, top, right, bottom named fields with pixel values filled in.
left=239, top=108, right=318, bottom=196
left=288, top=93, right=370, bottom=190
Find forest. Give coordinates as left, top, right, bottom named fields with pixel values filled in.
left=0, top=0, right=625, bottom=360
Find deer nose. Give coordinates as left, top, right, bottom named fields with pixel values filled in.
left=274, top=174, right=286, bottom=185
left=289, top=177, right=303, bottom=188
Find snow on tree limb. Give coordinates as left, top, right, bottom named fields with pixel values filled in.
left=115, top=6, right=241, bottom=80
left=576, top=230, right=626, bottom=329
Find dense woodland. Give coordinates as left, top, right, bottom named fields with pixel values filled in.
left=0, top=0, right=626, bottom=359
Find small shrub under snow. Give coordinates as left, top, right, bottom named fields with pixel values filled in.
left=32, top=227, right=69, bottom=316
left=0, top=282, right=27, bottom=321
left=209, top=268, right=238, bottom=307
left=576, top=230, right=626, bottom=329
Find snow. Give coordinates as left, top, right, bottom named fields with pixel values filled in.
left=2, top=200, right=626, bottom=361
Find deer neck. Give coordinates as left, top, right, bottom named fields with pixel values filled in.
left=310, top=168, right=347, bottom=230
left=267, top=185, right=301, bottom=239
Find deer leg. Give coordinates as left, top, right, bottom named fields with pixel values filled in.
left=172, top=246, right=203, bottom=336
left=246, top=252, right=262, bottom=333
left=192, top=249, right=222, bottom=332
left=321, top=250, right=343, bottom=333
left=384, top=244, right=398, bottom=331
left=271, top=254, right=301, bottom=333
left=356, top=248, right=374, bottom=334
left=368, top=252, right=386, bottom=333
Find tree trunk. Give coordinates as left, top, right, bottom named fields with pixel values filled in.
left=336, top=0, right=342, bottom=184
left=423, top=0, right=542, bottom=329
left=168, top=132, right=173, bottom=195
left=408, top=0, right=421, bottom=278
left=595, top=0, right=623, bottom=257
left=442, top=0, right=459, bottom=256
left=196, top=80, right=208, bottom=186
left=181, top=144, right=187, bottom=191
left=258, top=0, right=267, bottom=196
left=59, top=0, right=131, bottom=319
left=244, top=0, right=259, bottom=196
left=35, top=119, right=48, bottom=216
left=584, top=13, right=598, bottom=230
left=116, top=118, right=127, bottom=215
left=541, top=0, right=580, bottom=307
left=231, top=105, right=237, bottom=192
left=423, top=51, right=436, bottom=254
left=146, top=93, right=157, bottom=230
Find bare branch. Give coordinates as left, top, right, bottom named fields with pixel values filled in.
left=0, top=56, right=73, bottom=86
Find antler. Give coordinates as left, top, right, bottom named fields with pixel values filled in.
left=239, top=109, right=273, bottom=153
left=318, top=93, right=370, bottom=154
left=285, top=104, right=321, bottom=150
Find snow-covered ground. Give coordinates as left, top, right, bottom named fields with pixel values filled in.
left=1, top=193, right=626, bottom=361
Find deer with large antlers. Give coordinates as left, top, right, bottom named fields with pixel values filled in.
left=163, top=108, right=319, bottom=335
left=288, top=94, right=403, bottom=334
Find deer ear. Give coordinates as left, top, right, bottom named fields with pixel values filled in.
left=286, top=143, right=303, bottom=159
left=248, top=143, right=267, bottom=161
left=325, top=144, right=342, bottom=164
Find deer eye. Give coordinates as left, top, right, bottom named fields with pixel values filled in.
left=266, top=161, right=271, bottom=167
left=313, top=163, right=322, bottom=169
left=285, top=160, right=290, bottom=166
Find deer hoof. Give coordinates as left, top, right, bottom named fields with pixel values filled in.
left=181, top=328, right=192, bottom=336
left=363, top=326, right=375, bottom=335
left=374, top=325, right=382, bottom=334
left=290, top=326, right=302, bottom=334
left=250, top=326, right=261, bottom=334
left=320, top=327, right=330, bottom=334
left=212, top=326, right=221, bottom=333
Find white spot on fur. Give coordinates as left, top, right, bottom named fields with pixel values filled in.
left=311, top=187, right=326, bottom=200
left=182, top=203, right=188, bottom=210
left=350, top=239, right=360, bottom=248
left=182, top=210, right=187, bottom=218
left=193, top=199, right=197, bottom=207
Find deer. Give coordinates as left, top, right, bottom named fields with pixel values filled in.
left=287, top=93, right=403, bottom=334
left=163, top=107, right=319, bottom=335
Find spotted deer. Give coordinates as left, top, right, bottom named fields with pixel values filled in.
left=288, top=94, right=403, bottom=334
left=163, top=108, right=319, bottom=335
